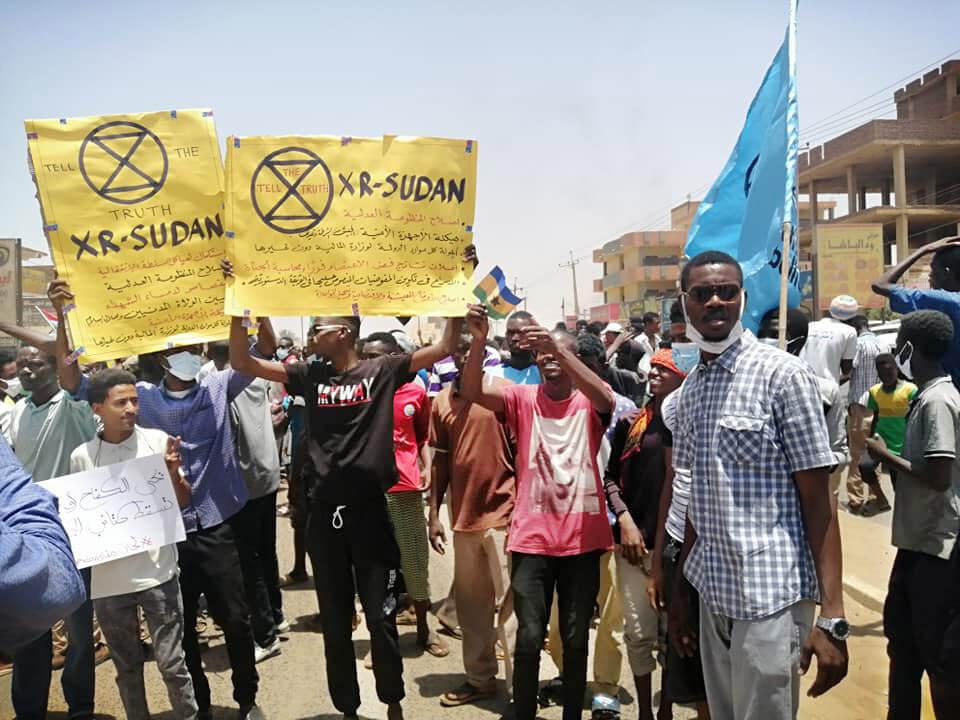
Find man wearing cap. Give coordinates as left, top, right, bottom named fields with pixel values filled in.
left=800, top=295, right=859, bottom=386
left=602, top=323, right=624, bottom=351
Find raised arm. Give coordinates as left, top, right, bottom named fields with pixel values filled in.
left=228, top=316, right=288, bottom=383
left=460, top=304, right=506, bottom=414
left=410, top=317, right=463, bottom=374
left=254, top=316, right=278, bottom=358
left=0, top=320, right=55, bottom=355
left=47, top=280, right=81, bottom=393
left=872, top=235, right=960, bottom=296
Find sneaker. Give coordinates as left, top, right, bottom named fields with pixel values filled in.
left=591, top=692, right=621, bottom=719
left=254, top=639, right=282, bottom=664
left=276, top=619, right=291, bottom=634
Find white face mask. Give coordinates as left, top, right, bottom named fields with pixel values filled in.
left=2, top=376, right=22, bottom=398
left=681, top=291, right=746, bottom=356
left=165, top=351, right=205, bottom=382
left=895, top=342, right=914, bottom=380
left=759, top=336, right=805, bottom=353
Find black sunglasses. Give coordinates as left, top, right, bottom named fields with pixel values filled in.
left=685, top=283, right=741, bottom=304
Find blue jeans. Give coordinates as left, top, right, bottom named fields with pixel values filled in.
left=12, top=568, right=95, bottom=720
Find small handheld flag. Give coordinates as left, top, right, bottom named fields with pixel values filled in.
left=474, top=266, right=524, bottom=319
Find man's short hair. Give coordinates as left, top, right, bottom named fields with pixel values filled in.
left=900, top=310, right=954, bottom=360
left=932, top=243, right=960, bottom=284
left=669, top=300, right=684, bottom=324
left=362, top=331, right=400, bottom=352
left=0, top=348, right=16, bottom=366
left=508, top=310, right=534, bottom=323
left=586, top=321, right=604, bottom=336
left=759, top=307, right=809, bottom=341
left=849, top=314, right=870, bottom=333
left=680, top=251, right=743, bottom=291
left=642, top=312, right=659, bottom=325
left=575, top=331, right=605, bottom=361
left=87, top=367, right=138, bottom=405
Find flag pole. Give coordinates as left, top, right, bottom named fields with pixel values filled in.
left=777, top=222, right=791, bottom=349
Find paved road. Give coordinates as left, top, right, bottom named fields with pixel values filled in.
left=9, top=482, right=902, bottom=719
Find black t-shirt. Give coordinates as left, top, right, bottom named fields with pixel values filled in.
left=604, top=409, right=672, bottom=545
left=284, top=353, right=413, bottom=505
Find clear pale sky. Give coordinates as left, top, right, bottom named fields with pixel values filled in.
left=1, top=0, right=956, bottom=334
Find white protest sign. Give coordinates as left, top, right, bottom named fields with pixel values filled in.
left=39, top=453, right=186, bottom=569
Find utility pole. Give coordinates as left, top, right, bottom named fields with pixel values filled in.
left=514, top=277, right=527, bottom=311
left=559, top=251, right=581, bottom=318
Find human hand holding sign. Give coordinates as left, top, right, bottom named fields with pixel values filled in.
left=47, top=277, right=73, bottom=316
left=165, top=436, right=192, bottom=509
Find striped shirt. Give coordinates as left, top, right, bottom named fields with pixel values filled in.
left=849, top=331, right=881, bottom=407
left=673, top=332, right=835, bottom=620
left=427, top=346, right=502, bottom=397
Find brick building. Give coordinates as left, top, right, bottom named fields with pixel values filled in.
left=799, top=60, right=960, bottom=290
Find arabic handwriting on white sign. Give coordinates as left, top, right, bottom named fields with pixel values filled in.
left=39, top=453, right=186, bottom=569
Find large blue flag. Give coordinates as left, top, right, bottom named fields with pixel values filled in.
left=684, top=0, right=800, bottom=333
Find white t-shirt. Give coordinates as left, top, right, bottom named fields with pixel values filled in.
left=799, top=318, right=857, bottom=384
left=69, top=426, right=178, bottom=600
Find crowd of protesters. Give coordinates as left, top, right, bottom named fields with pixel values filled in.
left=1, top=240, right=959, bottom=720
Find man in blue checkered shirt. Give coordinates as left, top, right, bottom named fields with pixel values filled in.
left=668, top=251, right=849, bottom=720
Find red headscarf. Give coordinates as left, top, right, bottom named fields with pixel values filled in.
left=649, top=348, right=687, bottom=379
left=620, top=348, right=687, bottom=461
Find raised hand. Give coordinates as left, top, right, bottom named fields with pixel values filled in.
left=47, top=278, right=74, bottom=313
left=465, top=303, right=489, bottom=341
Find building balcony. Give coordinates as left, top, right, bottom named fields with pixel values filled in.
left=593, top=230, right=687, bottom=262
left=593, top=263, right=680, bottom=292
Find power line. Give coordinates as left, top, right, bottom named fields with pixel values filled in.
left=799, top=47, right=959, bottom=133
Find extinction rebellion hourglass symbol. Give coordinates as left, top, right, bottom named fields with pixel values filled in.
left=250, top=147, right=334, bottom=234
left=78, top=121, right=168, bottom=205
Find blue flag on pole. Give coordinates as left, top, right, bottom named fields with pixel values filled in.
left=684, top=0, right=800, bottom=333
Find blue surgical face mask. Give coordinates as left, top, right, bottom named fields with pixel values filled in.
left=671, top=342, right=700, bottom=375
left=165, top=351, right=205, bottom=382
left=276, top=348, right=290, bottom=361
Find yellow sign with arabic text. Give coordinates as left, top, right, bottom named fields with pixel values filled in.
left=26, top=109, right=227, bottom=361
left=224, top=135, right=477, bottom=316
left=815, top=224, right=884, bottom=310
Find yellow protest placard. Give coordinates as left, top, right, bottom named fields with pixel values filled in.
left=815, top=223, right=884, bottom=310
left=26, top=109, right=227, bottom=361
left=224, top=135, right=477, bottom=316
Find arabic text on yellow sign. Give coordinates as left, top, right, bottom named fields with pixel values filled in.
left=26, top=109, right=227, bottom=361
left=816, top=224, right=885, bottom=310
left=224, top=135, right=477, bottom=317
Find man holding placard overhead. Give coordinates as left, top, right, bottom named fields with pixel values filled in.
left=229, top=306, right=462, bottom=720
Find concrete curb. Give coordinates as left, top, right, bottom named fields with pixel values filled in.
left=843, top=574, right=886, bottom=614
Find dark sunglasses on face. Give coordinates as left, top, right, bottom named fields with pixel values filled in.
left=685, top=283, right=741, bottom=304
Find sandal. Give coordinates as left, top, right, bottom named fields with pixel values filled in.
left=279, top=571, right=309, bottom=588
left=440, top=681, right=496, bottom=707
left=418, top=632, right=450, bottom=658
left=437, top=620, right=462, bottom=639
left=395, top=608, right=418, bottom=626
